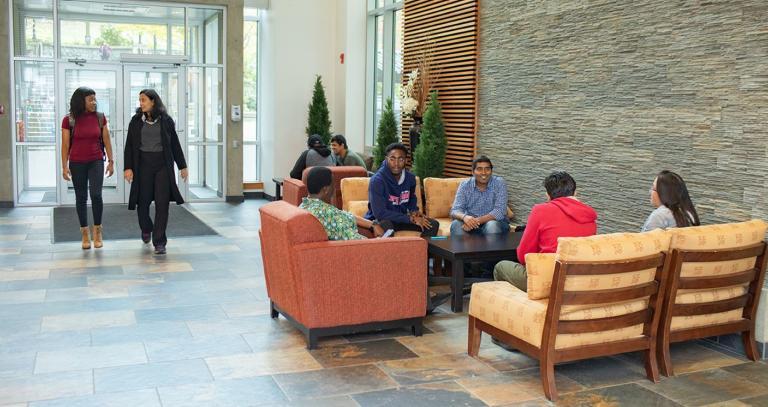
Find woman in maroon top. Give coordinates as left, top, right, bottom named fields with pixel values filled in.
left=61, top=87, right=115, bottom=249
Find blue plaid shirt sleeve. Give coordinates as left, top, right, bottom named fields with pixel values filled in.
left=450, top=180, right=469, bottom=219
left=490, top=178, right=508, bottom=221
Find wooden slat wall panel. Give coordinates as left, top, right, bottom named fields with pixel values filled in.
left=402, top=0, right=479, bottom=177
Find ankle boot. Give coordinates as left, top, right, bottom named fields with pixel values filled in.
left=80, top=226, right=91, bottom=250
left=93, top=225, right=103, bottom=249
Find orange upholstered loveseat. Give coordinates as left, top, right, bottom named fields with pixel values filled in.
left=258, top=200, right=427, bottom=348
left=283, top=166, right=368, bottom=208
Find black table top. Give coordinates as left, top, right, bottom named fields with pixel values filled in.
left=427, top=232, right=523, bottom=260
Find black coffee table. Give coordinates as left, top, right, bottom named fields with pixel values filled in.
left=427, top=232, right=522, bottom=312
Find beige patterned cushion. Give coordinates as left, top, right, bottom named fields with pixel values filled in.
left=424, top=177, right=467, bottom=218
left=668, top=220, right=766, bottom=333
left=526, top=230, right=671, bottom=300
left=470, top=282, right=645, bottom=349
left=341, top=177, right=370, bottom=211
left=348, top=201, right=369, bottom=218
left=525, top=253, right=558, bottom=300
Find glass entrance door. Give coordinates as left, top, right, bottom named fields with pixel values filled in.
left=57, top=63, right=124, bottom=204
left=123, top=65, right=186, bottom=202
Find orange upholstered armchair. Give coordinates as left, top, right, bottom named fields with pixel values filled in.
left=282, top=166, right=369, bottom=208
left=258, top=201, right=427, bottom=348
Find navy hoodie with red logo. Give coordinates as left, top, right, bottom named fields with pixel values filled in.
left=516, top=197, right=598, bottom=265
left=365, top=160, right=418, bottom=223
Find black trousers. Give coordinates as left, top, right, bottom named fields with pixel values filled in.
left=137, top=152, right=170, bottom=246
left=69, top=160, right=104, bottom=228
left=379, top=218, right=440, bottom=237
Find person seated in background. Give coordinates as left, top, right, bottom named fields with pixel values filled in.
left=494, top=171, right=597, bottom=292
left=330, top=134, right=367, bottom=169
left=365, top=143, right=438, bottom=237
left=449, top=155, right=510, bottom=236
left=642, top=170, right=700, bottom=231
left=289, top=134, right=334, bottom=179
left=300, top=166, right=386, bottom=240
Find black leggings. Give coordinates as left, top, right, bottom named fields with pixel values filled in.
left=69, top=160, right=104, bottom=228
left=137, top=152, right=171, bottom=246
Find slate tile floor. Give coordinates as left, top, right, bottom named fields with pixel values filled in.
left=0, top=201, right=767, bottom=406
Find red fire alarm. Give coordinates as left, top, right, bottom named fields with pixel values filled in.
left=339, top=53, right=345, bottom=64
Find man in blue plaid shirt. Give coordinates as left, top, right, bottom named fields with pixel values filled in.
left=449, top=156, right=510, bottom=235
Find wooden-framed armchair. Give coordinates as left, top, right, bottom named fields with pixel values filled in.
left=658, top=220, right=768, bottom=376
left=468, top=230, right=672, bottom=401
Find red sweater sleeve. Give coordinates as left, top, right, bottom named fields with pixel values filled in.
left=516, top=205, right=543, bottom=265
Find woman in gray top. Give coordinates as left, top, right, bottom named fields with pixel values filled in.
left=642, top=170, right=700, bottom=232
left=124, top=89, right=188, bottom=254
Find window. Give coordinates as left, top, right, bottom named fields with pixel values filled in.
left=366, top=0, right=404, bottom=147
left=243, top=9, right=260, bottom=183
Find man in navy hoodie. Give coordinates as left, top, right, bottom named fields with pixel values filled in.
left=365, top=143, right=439, bottom=237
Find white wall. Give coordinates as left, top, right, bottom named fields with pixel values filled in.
left=259, top=0, right=342, bottom=195
left=343, top=0, right=367, bottom=154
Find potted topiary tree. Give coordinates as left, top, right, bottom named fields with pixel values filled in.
left=372, top=98, right=399, bottom=171
left=306, top=75, right=332, bottom=145
left=412, top=91, right=446, bottom=179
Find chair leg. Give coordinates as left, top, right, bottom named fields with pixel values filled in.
left=306, top=330, right=318, bottom=350
left=540, top=359, right=557, bottom=401
left=743, top=330, right=760, bottom=361
left=658, top=339, right=673, bottom=377
left=644, top=347, right=660, bottom=383
left=412, top=321, right=423, bottom=337
left=270, top=301, right=279, bottom=319
left=467, top=316, right=482, bottom=357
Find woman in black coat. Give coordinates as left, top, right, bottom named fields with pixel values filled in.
left=123, top=89, right=188, bottom=254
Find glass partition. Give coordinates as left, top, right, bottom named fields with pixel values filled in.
left=13, top=0, right=54, bottom=58
left=58, top=1, right=185, bottom=61
left=188, top=8, right=223, bottom=64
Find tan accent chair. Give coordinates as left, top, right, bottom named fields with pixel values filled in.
left=423, top=177, right=514, bottom=236
left=658, top=220, right=768, bottom=376
left=468, top=230, right=672, bottom=401
left=339, top=176, right=424, bottom=237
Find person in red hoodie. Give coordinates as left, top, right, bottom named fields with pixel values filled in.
left=494, top=171, right=597, bottom=291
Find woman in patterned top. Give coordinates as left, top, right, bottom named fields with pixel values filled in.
left=299, top=167, right=386, bottom=240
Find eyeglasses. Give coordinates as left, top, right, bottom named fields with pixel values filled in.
left=387, top=156, right=406, bottom=163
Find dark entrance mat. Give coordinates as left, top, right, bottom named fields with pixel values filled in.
left=52, top=204, right=218, bottom=243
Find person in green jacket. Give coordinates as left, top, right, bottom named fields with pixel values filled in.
left=330, top=134, right=367, bottom=169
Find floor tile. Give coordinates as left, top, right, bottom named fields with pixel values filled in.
left=722, top=362, right=768, bottom=386
left=458, top=369, right=584, bottom=405
left=205, top=348, right=322, bottom=379
left=94, top=359, right=213, bottom=393
left=353, top=381, right=486, bottom=407
left=274, top=364, right=398, bottom=400
left=134, top=304, right=226, bottom=323
left=0, top=370, right=93, bottom=405
left=28, top=389, right=161, bottom=407
left=145, top=335, right=252, bottom=362
left=0, top=330, right=91, bottom=354
left=158, top=376, right=287, bottom=406
left=35, top=342, right=148, bottom=374
left=0, top=351, right=37, bottom=378
left=555, top=356, right=648, bottom=388
left=472, top=346, right=539, bottom=372
left=41, top=310, right=136, bottom=332
left=654, top=342, right=745, bottom=375
left=90, top=321, right=192, bottom=346
left=0, top=289, right=46, bottom=304
left=309, top=339, right=419, bottom=368
left=641, top=368, right=768, bottom=406
left=557, top=383, right=681, bottom=407
left=343, top=326, right=435, bottom=343
left=378, top=353, right=496, bottom=386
